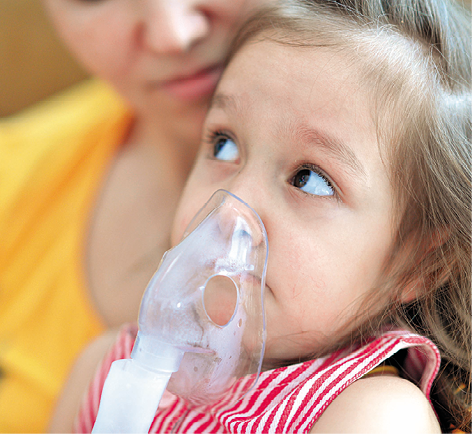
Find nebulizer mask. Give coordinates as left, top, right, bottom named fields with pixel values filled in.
left=92, top=190, right=268, bottom=433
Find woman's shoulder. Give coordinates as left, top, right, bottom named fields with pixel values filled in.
left=0, top=78, right=129, bottom=144
left=0, top=78, right=131, bottom=213
left=311, top=374, right=441, bottom=433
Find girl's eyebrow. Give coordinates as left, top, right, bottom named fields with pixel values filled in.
left=288, top=122, right=367, bottom=181
left=210, top=92, right=367, bottom=181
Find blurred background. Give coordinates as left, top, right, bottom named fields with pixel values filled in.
left=0, top=0, right=89, bottom=118
left=0, top=0, right=470, bottom=118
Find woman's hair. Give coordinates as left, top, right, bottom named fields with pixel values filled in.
left=226, top=0, right=471, bottom=430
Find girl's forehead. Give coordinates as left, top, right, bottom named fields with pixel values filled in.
left=219, top=29, right=424, bottom=177
left=220, top=40, right=373, bottom=121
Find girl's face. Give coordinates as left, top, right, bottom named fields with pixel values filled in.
left=42, top=0, right=274, bottom=114
left=172, top=40, right=398, bottom=364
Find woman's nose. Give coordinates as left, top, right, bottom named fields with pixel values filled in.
left=140, top=0, right=210, bottom=54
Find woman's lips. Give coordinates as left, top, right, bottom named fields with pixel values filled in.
left=157, top=64, right=224, bottom=102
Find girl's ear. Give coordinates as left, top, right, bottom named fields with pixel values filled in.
left=398, top=227, right=451, bottom=304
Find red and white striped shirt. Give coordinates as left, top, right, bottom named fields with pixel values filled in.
left=75, top=324, right=440, bottom=433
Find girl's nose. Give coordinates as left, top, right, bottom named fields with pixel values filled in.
left=140, top=0, right=210, bottom=54
left=217, top=205, right=265, bottom=248
left=215, top=184, right=268, bottom=251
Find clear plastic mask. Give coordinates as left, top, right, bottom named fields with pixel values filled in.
left=135, top=189, right=268, bottom=406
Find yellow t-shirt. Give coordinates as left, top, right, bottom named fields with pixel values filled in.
left=0, top=79, right=132, bottom=432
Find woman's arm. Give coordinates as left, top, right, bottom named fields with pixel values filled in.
left=310, top=375, right=441, bottom=433
left=48, top=328, right=120, bottom=433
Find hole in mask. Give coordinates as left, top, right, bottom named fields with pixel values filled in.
left=202, top=274, right=239, bottom=327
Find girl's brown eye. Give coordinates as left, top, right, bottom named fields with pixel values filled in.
left=293, top=169, right=311, bottom=188
left=292, top=167, right=334, bottom=196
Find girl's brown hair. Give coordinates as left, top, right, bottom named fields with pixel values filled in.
left=226, top=0, right=471, bottom=430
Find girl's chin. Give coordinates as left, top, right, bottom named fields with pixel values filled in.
left=261, top=346, right=314, bottom=371
left=261, top=354, right=312, bottom=371
left=261, top=335, right=334, bottom=370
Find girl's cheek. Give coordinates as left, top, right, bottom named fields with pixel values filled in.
left=170, top=210, right=188, bottom=246
left=171, top=200, right=200, bottom=245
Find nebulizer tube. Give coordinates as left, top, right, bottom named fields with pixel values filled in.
left=92, top=190, right=268, bottom=433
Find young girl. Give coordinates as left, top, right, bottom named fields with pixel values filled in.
left=60, top=0, right=470, bottom=431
